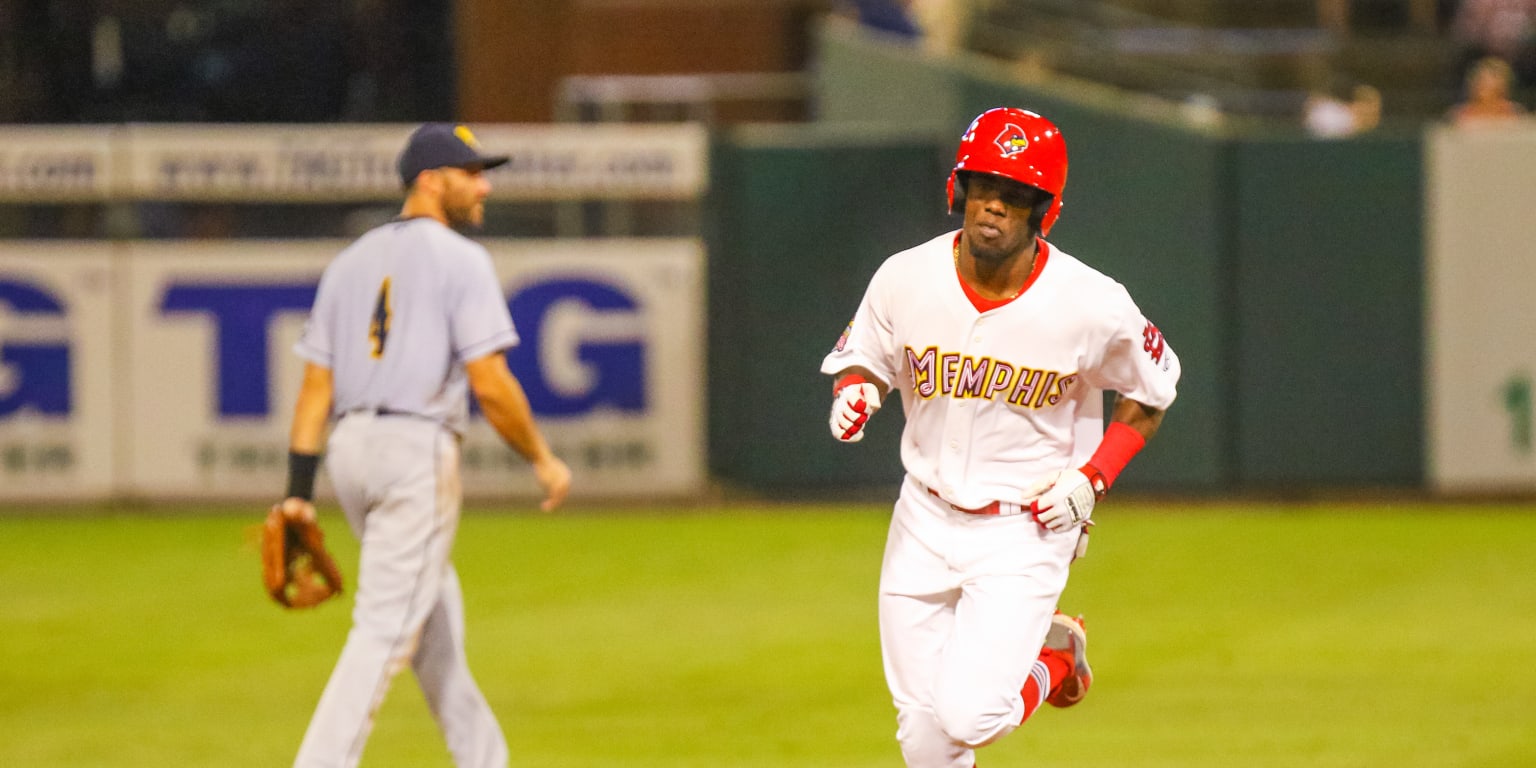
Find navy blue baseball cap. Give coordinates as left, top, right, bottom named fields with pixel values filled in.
left=397, top=123, right=510, bottom=186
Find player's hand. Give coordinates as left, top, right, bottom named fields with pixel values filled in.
left=1028, top=469, right=1096, bottom=533
left=829, top=382, right=881, bottom=442
left=532, top=455, right=572, bottom=512
left=273, top=496, right=318, bottom=523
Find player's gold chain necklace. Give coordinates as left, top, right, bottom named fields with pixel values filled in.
left=954, top=236, right=1027, bottom=300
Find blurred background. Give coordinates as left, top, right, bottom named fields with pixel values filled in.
left=4, top=5, right=1536, bottom=767
left=1, top=0, right=1535, bottom=504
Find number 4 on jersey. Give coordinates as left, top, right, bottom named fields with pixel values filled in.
left=1142, top=321, right=1165, bottom=364
left=369, top=277, right=392, bottom=358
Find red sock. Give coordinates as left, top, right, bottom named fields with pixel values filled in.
left=1019, top=650, right=1072, bottom=723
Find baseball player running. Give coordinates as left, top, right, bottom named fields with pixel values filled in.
left=277, top=123, right=572, bottom=768
left=822, top=107, right=1180, bottom=768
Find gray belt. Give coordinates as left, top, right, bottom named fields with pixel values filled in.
left=343, top=407, right=426, bottom=420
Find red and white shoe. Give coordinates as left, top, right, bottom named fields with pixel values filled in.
left=1044, top=612, right=1092, bottom=707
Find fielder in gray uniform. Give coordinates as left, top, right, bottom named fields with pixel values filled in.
left=277, top=122, right=572, bottom=768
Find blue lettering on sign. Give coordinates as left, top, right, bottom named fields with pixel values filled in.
left=505, top=278, right=645, bottom=416
left=151, top=276, right=645, bottom=420
left=160, top=283, right=316, bottom=416
left=0, top=280, right=71, bottom=416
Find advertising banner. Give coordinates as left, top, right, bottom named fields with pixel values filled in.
left=120, top=240, right=334, bottom=499
left=0, top=238, right=704, bottom=502
left=467, top=239, right=706, bottom=498
left=1425, top=125, right=1536, bottom=492
left=0, top=243, right=119, bottom=498
left=0, top=127, right=116, bottom=202
left=0, top=124, right=707, bottom=203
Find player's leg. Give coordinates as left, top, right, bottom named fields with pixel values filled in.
left=1041, top=611, right=1091, bottom=708
left=408, top=430, right=508, bottom=768
left=295, top=416, right=457, bottom=768
left=930, top=574, right=1056, bottom=747
left=929, top=517, right=1077, bottom=748
left=879, top=479, right=972, bottom=768
left=413, top=564, right=508, bottom=768
left=882, top=588, right=972, bottom=768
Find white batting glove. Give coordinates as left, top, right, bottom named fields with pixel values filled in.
left=829, top=382, right=881, bottom=442
left=1028, top=469, right=1097, bottom=533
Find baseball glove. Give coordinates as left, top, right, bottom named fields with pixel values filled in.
left=261, top=498, right=344, bottom=609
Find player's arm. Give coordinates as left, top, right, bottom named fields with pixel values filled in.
left=832, top=365, right=891, bottom=400
left=464, top=351, right=571, bottom=512
left=283, top=362, right=333, bottom=503
left=1110, top=394, right=1164, bottom=441
left=828, top=366, right=890, bottom=443
left=290, top=362, right=333, bottom=455
left=1085, top=394, right=1165, bottom=492
left=1031, top=397, right=1171, bottom=534
left=1031, top=307, right=1178, bottom=532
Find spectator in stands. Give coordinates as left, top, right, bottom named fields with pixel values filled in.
left=1448, top=56, right=1529, bottom=124
left=846, top=0, right=922, bottom=40
left=1451, top=0, right=1536, bottom=86
left=909, top=0, right=970, bottom=54
left=1304, top=78, right=1382, bottom=138
left=1350, top=83, right=1383, bottom=132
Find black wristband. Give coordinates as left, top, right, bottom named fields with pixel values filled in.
left=286, top=451, right=321, bottom=501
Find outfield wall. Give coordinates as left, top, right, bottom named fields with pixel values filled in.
left=696, top=19, right=1532, bottom=495
left=3, top=104, right=1534, bottom=502
left=0, top=238, right=705, bottom=502
left=1425, top=126, right=1536, bottom=493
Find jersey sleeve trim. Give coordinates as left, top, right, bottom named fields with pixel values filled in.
left=820, top=352, right=894, bottom=385
left=293, top=340, right=332, bottom=368
left=458, top=328, right=520, bottom=363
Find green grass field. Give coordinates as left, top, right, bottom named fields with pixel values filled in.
left=2, top=501, right=1534, bottom=767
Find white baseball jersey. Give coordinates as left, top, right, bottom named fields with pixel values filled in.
left=821, top=230, right=1180, bottom=508
left=295, top=217, right=519, bottom=436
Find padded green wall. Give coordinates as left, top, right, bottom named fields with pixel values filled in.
left=705, top=127, right=951, bottom=492
left=703, top=25, right=1426, bottom=493
left=1230, top=136, right=1424, bottom=487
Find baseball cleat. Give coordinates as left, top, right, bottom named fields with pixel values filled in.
left=1043, top=612, right=1091, bottom=707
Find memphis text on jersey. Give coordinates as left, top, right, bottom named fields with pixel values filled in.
left=906, top=346, right=1077, bottom=409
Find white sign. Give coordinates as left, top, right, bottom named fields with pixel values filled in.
left=119, top=240, right=335, bottom=498
left=0, top=128, right=116, bottom=202
left=468, top=239, right=706, bottom=498
left=0, top=238, right=706, bottom=502
left=1425, top=125, right=1536, bottom=492
left=0, top=242, right=119, bottom=498
left=0, top=123, right=709, bottom=202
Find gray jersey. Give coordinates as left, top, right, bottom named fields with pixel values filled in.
left=296, top=217, right=518, bottom=435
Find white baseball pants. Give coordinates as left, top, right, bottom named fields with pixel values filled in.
left=879, top=474, right=1078, bottom=768
left=294, top=413, right=508, bottom=768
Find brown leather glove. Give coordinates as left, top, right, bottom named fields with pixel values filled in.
left=261, top=498, right=344, bottom=609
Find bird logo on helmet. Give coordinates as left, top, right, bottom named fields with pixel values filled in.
left=994, top=124, right=1029, bottom=156
left=946, top=107, right=1069, bottom=235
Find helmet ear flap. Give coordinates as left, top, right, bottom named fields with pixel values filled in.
left=948, top=171, right=968, bottom=215
left=1027, top=203, right=1048, bottom=235
left=1026, top=188, right=1054, bottom=235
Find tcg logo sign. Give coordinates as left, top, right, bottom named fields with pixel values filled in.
left=155, top=276, right=646, bottom=419
left=0, top=279, right=71, bottom=417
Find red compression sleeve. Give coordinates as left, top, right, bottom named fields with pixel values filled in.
left=833, top=373, right=869, bottom=395
left=1081, top=421, right=1146, bottom=491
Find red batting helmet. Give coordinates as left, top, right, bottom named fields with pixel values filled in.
left=946, top=107, right=1069, bottom=235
